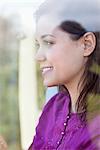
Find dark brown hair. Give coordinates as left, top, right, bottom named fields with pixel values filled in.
left=59, top=21, right=100, bottom=120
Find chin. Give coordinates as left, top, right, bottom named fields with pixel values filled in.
left=43, top=80, right=58, bottom=87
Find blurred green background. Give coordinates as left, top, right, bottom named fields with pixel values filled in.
left=0, top=15, right=21, bottom=150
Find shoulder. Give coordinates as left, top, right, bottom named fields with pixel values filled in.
left=88, top=115, right=100, bottom=138
left=84, top=115, right=100, bottom=149
left=37, top=91, right=70, bottom=128
left=42, top=91, right=70, bottom=114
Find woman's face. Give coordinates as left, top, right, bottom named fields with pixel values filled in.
left=35, top=16, right=86, bottom=87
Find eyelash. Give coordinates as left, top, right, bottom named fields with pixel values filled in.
left=43, top=40, right=55, bottom=45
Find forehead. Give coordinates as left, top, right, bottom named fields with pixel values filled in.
left=36, top=15, right=62, bottom=38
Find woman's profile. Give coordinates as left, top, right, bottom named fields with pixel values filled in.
left=29, top=0, right=100, bottom=149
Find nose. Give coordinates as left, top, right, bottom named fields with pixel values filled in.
left=35, top=49, right=46, bottom=62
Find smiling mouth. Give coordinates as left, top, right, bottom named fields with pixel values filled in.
left=41, top=66, right=53, bottom=75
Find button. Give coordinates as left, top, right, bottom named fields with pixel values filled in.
left=61, top=131, right=64, bottom=135
left=57, top=141, right=60, bottom=145
left=64, top=122, right=67, bottom=126
left=67, top=115, right=70, bottom=119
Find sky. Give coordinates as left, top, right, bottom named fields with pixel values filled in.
left=0, top=0, right=45, bottom=36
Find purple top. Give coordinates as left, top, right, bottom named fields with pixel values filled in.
left=29, top=92, right=100, bottom=150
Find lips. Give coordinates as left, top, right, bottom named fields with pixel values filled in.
left=41, top=66, right=53, bottom=75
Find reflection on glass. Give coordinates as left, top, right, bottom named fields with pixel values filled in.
left=0, top=15, right=21, bottom=150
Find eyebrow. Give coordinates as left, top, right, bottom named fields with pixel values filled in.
left=41, top=34, right=55, bottom=39
left=35, top=34, right=55, bottom=42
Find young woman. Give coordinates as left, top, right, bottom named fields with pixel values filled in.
left=29, top=0, right=100, bottom=149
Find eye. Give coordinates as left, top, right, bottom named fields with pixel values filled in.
left=43, top=40, right=55, bottom=46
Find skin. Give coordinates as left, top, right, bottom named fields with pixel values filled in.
left=0, top=136, right=8, bottom=150
left=35, top=15, right=96, bottom=112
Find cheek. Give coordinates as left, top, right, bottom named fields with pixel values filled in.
left=46, top=46, right=61, bottom=63
left=46, top=44, right=84, bottom=72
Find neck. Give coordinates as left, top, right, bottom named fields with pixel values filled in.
left=68, top=85, right=80, bottom=113
left=64, top=75, right=83, bottom=113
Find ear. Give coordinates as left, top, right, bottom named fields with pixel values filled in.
left=83, top=32, right=96, bottom=57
